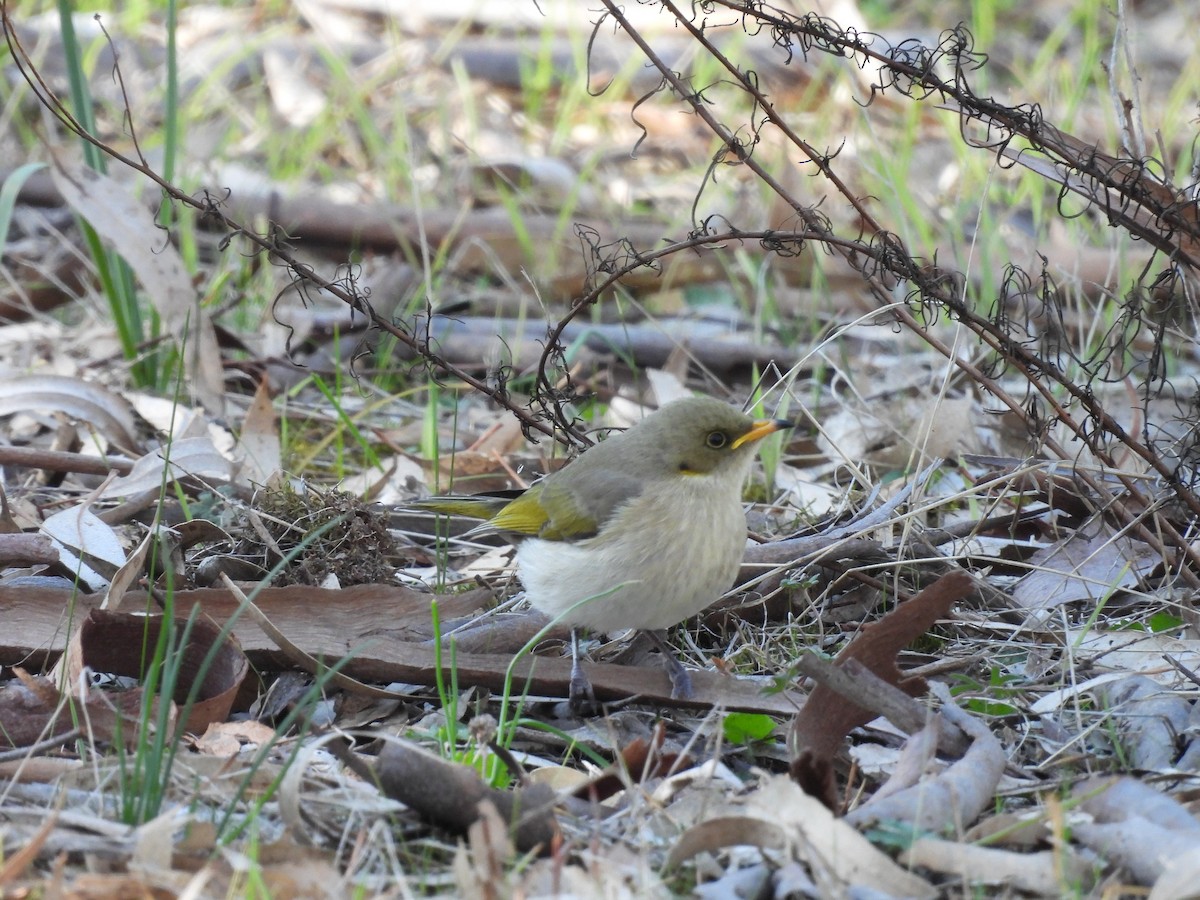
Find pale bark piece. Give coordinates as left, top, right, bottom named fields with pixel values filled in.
left=865, top=718, right=939, bottom=803
left=1076, top=775, right=1200, bottom=832
left=1095, top=675, right=1194, bottom=770
left=666, top=775, right=937, bottom=899
left=1074, top=820, right=1200, bottom=886
left=1072, top=776, right=1200, bottom=885
left=844, top=685, right=1006, bottom=833
left=1177, top=702, right=1200, bottom=771
left=48, top=155, right=225, bottom=414
left=1149, top=847, right=1200, bottom=900
left=901, top=837, right=1095, bottom=895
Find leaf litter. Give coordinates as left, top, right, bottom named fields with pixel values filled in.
left=1, top=0, right=1200, bottom=897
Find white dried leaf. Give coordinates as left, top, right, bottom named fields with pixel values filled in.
left=263, top=45, right=326, bottom=127
left=338, top=454, right=426, bottom=505
left=1067, top=629, right=1200, bottom=684
left=668, top=775, right=937, bottom=898
left=40, top=504, right=126, bottom=591
left=99, top=436, right=234, bottom=499
left=126, top=392, right=208, bottom=440
left=0, top=373, right=140, bottom=453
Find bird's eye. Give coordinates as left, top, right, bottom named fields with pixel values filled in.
left=706, top=431, right=728, bottom=449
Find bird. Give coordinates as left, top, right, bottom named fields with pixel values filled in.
left=413, top=395, right=793, bottom=709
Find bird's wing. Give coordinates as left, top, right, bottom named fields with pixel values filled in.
left=536, top=467, right=645, bottom=541
left=481, top=467, right=645, bottom=542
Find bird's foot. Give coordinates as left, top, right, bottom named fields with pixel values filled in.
left=567, top=630, right=600, bottom=715
left=647, top=629, right=694, bottom=700
left=663, top=654, right=694, bottom=700
left=568, top=654, right=599, bottom=716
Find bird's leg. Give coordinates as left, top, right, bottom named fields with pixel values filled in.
left=647, top=629, right=693, bottom=700
left=568, top=629, right=598, bottom=715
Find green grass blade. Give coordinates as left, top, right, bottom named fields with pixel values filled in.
left=0, top=162, right=46, bottom=257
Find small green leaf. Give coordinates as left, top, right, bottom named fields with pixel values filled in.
left=964, top=698, right=1020, bottom=717
left=723, top=712, right=777, bottom=745
left=1149, top=611, right=1183, bottom=633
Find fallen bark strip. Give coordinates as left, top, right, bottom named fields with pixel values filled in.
left=900, top=837, right=1095, bottom=895
left=0, top=583, right=490, bottom=664
left=6, top=168, right=814, bottom=298
left=1070, top=776, right=1200, bottom=886
left=401, top=314, right=796, bottom=373
left=843, top=683, right=1007, bottom=833
left=0, top=585, right=805, bottom=714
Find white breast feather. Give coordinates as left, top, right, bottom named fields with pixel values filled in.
left=516, top=466, right=750, bottom=632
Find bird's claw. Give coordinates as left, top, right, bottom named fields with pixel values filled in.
left=568, top=654, right=599, bottom=716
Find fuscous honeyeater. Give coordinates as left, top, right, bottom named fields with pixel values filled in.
left=414, top=395, right=793, bottom=706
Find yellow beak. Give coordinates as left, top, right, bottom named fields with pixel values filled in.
left=731, top=418, right=794, bottom=450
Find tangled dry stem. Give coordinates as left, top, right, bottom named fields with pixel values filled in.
left=568, top=0, right=1200, bottom=582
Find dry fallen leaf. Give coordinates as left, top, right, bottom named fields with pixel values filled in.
left=0, top=372, right=141, bottom=453
left=1012, top=519, right=1160, bottom=620
left=39, top=502, right=126, bottom=592
left=239, top=377, right=282, bottom=486
left=190, top=720, right=277, bottom=757
left=99, top=436, right=235, bottom=500
left=48, top=154, right=225, bottom=414
left=667, top=774, right=937, bottom=899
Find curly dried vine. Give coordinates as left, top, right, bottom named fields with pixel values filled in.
left=0, top=2, right=563, bottom=444
left=572, top=0, right=1200, bottom=581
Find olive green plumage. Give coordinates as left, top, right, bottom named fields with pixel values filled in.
left=415, top=396, right=791, bottom=633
